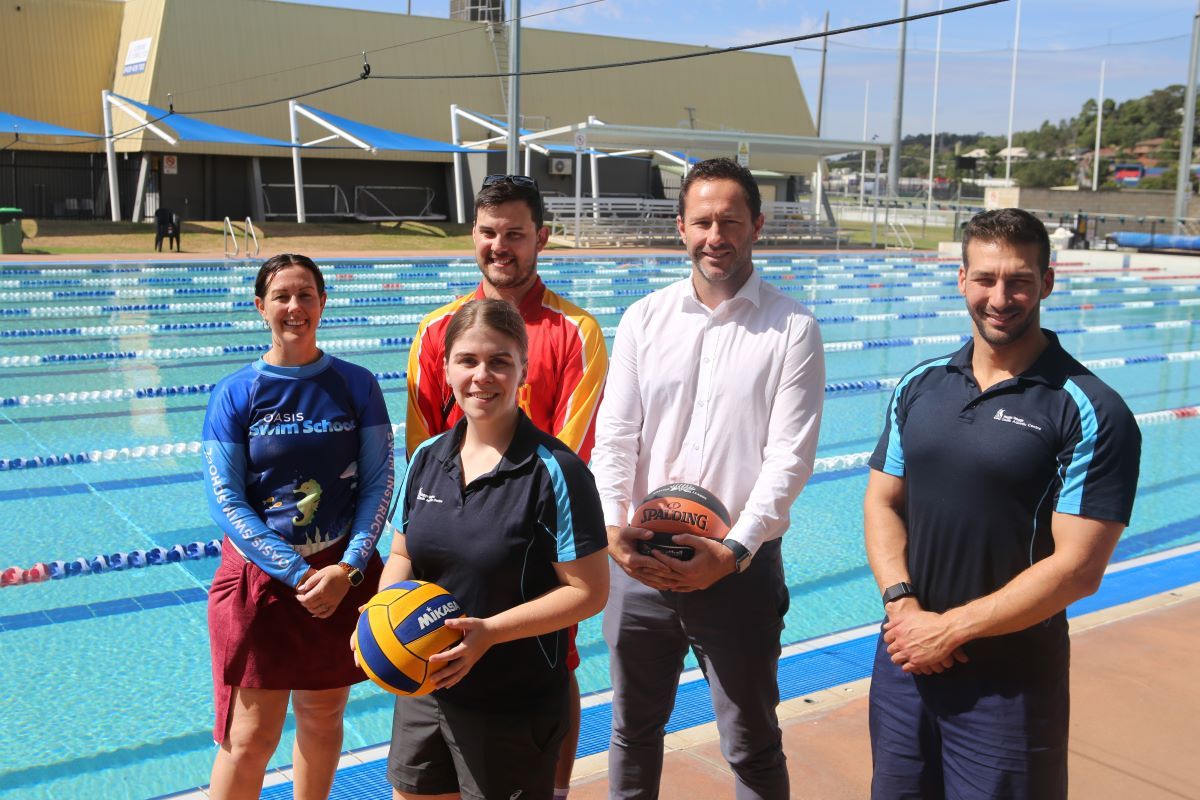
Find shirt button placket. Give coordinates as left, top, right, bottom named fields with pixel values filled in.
left=686, top=322, right=719, bottom=471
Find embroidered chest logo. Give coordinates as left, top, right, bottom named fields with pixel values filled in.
left=992, top=407, right=1043, bottom=431
left=416, top=488, right=443, bottom=503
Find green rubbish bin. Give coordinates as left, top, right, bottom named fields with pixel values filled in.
left=0, top=208, right=23, bottom=254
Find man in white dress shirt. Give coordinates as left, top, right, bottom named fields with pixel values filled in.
left=591, top=158, right=826, bottom=799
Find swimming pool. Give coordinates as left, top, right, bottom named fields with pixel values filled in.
left=1, top=253, right=1197, bottom=799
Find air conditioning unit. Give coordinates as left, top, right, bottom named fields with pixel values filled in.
left=548, top=157, right=573, bottom=176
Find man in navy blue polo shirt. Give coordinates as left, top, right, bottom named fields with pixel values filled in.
left=864, top=208, right=1140, bottom=799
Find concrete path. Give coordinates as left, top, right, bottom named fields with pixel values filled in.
left=570, top=583, right=1200, bottom=799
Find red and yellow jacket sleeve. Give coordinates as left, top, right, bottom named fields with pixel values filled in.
left=543, top=292, right=609, bottom=462
left=405, top=297, right=470, bottom=456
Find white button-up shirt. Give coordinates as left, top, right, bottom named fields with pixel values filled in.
left=592, top=270, right=825, bottom=555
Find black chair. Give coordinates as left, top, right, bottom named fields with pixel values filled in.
left=154, top=207, right=180, bottom=252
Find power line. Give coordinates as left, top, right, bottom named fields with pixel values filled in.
left=370, top=0, right=1008, bottom=80
left=826, top=32, right=1188, bottom=56
left=181, top=75, right=368, bottom=115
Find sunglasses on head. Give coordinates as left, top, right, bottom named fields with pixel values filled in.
left=482, top=174, right=540, bottom=190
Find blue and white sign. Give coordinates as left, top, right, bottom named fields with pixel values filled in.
left=123, top=37, right=152, bottom=76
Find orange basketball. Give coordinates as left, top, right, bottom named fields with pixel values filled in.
left=632, top=483, right=731, bottom=561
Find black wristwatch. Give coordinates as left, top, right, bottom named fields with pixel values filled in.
left=338, top=562, right=365, bottom=587
left=881, top=581, right=917, bottom=607
left=720, top=539, right=753, bottom=574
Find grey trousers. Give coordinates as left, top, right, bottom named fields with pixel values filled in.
left=603, top=538, right=790, bottom=800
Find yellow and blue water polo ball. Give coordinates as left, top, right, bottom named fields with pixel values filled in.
left=355, top=580, right=464, bottom=696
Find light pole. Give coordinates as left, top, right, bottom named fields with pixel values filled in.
left=926, top=0, right=943, bottom=221
left=1174, top=1, right=1200, bottom=232
left=886, top=0, right=908, bottom=198
left=506, top=0, right=522, bottom=175
left=1092, top=60, right=1106, bottom=192
left=1004, top=0, right=1022, bottom=183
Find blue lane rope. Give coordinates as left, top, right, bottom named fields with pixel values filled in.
left=4, top=279, right=1197, bottom=304
left=7, top=282, right=1200, bottom=320
left=0, top=539, right=222, bottom=587
left=7, top=312, right=1200, bottom=370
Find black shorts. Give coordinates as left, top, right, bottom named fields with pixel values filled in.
left=387, top=689, right=569, bottom=800
left=868, top=634, right=1070, bottom=800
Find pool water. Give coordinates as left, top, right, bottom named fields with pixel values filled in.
left=1, top=254, right=1197, bottom=799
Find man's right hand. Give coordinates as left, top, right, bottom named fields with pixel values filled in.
left=606, top=525, right=686, bottom=590
left=883, top=596, right=968, bottom=675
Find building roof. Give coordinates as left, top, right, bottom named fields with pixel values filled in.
left=1, top=0, right=821, bottom=172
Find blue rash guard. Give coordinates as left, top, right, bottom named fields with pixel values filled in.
left=202, top=354, right=394, bottom=587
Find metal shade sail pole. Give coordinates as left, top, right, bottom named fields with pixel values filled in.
left=872, top=147, right=882, bottom=247
left=507, top=0, right=521, bottom=175
left=288, top=100, right=306, bottom=224
left=451, top=104, right=465, bottom=224
left=574, top=145, right=582, bottom=247
left=814, top=11, right=829, bottom=218
left=132, top=154, right=150, bottom=222
left=102, top=90, right=121, bottom=221
left=860, top=80, right=869, bottom=208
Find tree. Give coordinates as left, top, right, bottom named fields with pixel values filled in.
left=1012, top=159, right=1076, bottom=188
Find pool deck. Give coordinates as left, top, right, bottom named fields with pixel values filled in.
left=568, top=581, right=1200, bottom=799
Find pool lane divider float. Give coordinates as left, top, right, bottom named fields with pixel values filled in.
left=0, top=539, right=223, bottom=587
left=0, top=255, right=957, bottom=278
left=5, top=403, right=1200, bottom=589
left=0, top=266, right=1161, bottom=292
left=6, top=280, right=1200, bottom=305
left=2, top=267, right=978, bottom=291
left=8, top=288, right=1200, bottom=321
left=6, top=336, right=1200, bottom=412
left=6, top=287, right=1194, bottom=341
left=7, top=313, right=1200, bottom=371
left=1, top=401, right=1197, bottom=476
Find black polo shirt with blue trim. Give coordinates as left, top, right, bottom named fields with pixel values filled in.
left=399, top=411, right=607, bottom=710
left=869, top=330, right=1140, bottom=668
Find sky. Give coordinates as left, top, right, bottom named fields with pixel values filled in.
left=290, top=0, right=1197, bottom=143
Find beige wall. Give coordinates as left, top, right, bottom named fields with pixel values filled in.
left=4, top=0, right=816, bottom=171
left=0, top=0, right=123, bottom=148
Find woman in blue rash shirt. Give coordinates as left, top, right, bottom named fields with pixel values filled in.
left=202, top=254, right=394, bottom=800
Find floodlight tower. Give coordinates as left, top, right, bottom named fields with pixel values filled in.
left=886, top=0, right=908, bottom=198
left=1174, top=1, right=1200, bottom=232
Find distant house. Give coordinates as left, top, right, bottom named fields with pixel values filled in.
left=997, top=146, right=1028, bottom=160
left=1131, top=138, right=1167, bottom=158
left=1130, top=138, right=1169, bottom=169
left=962, top=148, right=990, bottom=159
left=1079, top=146, right=1117, bottom=170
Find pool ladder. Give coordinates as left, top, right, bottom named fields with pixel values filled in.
left=223, top=216, right=261, bottom=259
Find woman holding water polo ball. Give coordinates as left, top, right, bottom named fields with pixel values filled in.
left=201, top=253, right=394, bottom=800
left=379, top=298, right=608, bottom=799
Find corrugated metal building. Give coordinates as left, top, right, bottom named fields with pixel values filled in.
left=0, top=0, right=816, bottom=221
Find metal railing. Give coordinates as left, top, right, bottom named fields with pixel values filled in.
left=222, top=217, right=239, bottom=258
left=242, top=217, right=260, bottom=258
left=223, top=217, right=260, bottom=258
left=543, top=197, right=845, bottom=248
left=261, top=183, right=351, bottom=219
left=352, top=186, right=442, bottom=221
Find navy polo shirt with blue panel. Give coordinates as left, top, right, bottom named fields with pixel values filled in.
left=399, top=411, right=607, bottom=711
left=869, top=330, right=1140, bottom=671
